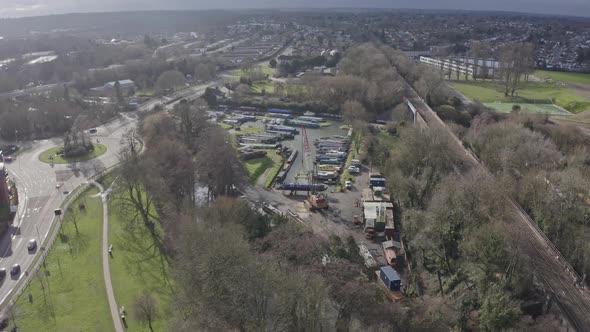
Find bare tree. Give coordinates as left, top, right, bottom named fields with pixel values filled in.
left=498, top=42, right=535, bottom=97
left=66, top=205, right=80, bottom=236
left=133, top=290, right=159, bottom=332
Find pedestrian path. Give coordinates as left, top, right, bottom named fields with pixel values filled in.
left=91, top=181, right=124, bottom=332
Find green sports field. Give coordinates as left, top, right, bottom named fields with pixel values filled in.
left=451, top=80, right=590, bottom=113
left=535, top=70, right=590, bottom=86
left=483, top=103, right=572, bottom=115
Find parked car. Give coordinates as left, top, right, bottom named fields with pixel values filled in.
left=351, top=159, right=361, bottom=167
left=10, top=264, right=20, bottom=276
left=89, top=128, right=97, bottom=134
left=345, top=180, right=352, bottom=189
left=27, top=239, right=37, bottom=251
left=348, top=166, right=360, bottom=174
left=0, top=268, right=6, bottom=280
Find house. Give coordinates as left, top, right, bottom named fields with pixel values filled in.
left=90, top=79, right=136, bottom=96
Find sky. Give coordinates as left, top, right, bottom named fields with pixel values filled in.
left=0, top=0, right=589, bottom=18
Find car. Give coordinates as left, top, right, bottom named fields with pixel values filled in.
left=348, top=166, right=360, bottom=174
left=3, top=156, right=13, bottom=162
left=0, top=268, right=6, bottom=280
left=345, top=180, right=352, bottom=189
left=10, top=264, right=20, bottom=276
left=89, top=128, right=98, bottom=134
left=351, top=159, right=361, bottom=167
left=27, top=239, right=37, bottom=251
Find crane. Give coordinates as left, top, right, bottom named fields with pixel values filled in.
left=299, top=125, right=328, bottom=210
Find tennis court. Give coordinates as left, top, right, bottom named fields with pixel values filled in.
left=483, top=102, right=573, bottom=116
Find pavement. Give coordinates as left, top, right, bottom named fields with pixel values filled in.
left=92, top=180, right=124, bottom=332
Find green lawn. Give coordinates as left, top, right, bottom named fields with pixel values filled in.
left=39, top=144, right=108, bottom=164
left=16, top=187, right=112, bottom=332
left=450, top=80, right=590, bottom=113
left=230, top=64, right=274, bottom=78
left=218, top=122, right=233, bottom=130
left=263, top=151, right=284, bottom=189
left=244, top=150, right=281, bottom=185
left=483, top=103, right=572, bottom=115
left=108, top=189, right=173, bottom=332
left=250, top=81, right=275, bottom=94
left=535, top=70, right=590, bottom=86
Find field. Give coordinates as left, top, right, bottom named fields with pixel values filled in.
left=535, top=70, right=590, bottom=86
left=244, top=150, right=282, bottom=186
left=250, top=81, right=275, bottom=94
left=230, top=63, right=274, bottom=78
left=483, top=102, right=571, bottom=115
left=16, top=188, right=112, bottom=332
left=108, top=187, right=173, bottom=332
left=450, top=80, right=590, bottom=113
left=38, top=144, right=108, bottom=164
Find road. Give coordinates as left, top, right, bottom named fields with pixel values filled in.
left=0, top=43, right=293, bottom=321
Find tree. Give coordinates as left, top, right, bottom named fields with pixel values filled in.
left=498, top=42, right=535, bottom=97
left=114, top=81, right=124, bottom=105
left=342, top=100, right=370, bottom=126
left=479, top=284, right=520, bottom=331
left=66, top=205, right=81, bottom=236
left=269, top=58, right=278, bottom=68
left=155, top=70, right=186, bottom=94
left=133, top=290, right=159, bottom=332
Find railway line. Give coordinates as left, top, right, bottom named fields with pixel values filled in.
left=406, top=90, right=590, bottom=331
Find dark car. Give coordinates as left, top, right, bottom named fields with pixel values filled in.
left=10, top=264, right=20, bottom=276
left=89, top=128, right=98, bottom=134
left=0, top=268, right=6, bottom=280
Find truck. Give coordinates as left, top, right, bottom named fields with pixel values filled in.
left=376, top=266, right=403, bottom=302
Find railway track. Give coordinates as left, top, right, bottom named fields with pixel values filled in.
left=406, top=91, right=590, bottom=331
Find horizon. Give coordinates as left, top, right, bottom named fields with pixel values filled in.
left=1, top=2, right=590, bottom=20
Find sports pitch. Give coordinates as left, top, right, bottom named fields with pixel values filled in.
left=483, top=102, right=573, bottom=116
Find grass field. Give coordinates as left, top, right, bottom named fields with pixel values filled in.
left=39, top=144, right=108, bottom=164
left=236, top=126, right=264, bottom=134
left=108, top=188, right=173, bottom=332
left=451, top=80, right=590, bottom=113
left=230, top=64, right=274, bottom=78
left=483, top=102, right=572, bottom=115
left=535, top=70, right=590, bottom=85
left=250, top=81, right=275, bottom=94
left=244, top=150, right=281, bottom=185
left=16, top=187, right=112, bottom=332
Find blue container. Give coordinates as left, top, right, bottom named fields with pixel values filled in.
left=380, top=266, right=401, bottom=291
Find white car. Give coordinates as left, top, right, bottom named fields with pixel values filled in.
left=27, top=239, right=37, bottom=251
left=345, top=180, right=352, bottom=189
left=348, top=166, right=360, bottom=174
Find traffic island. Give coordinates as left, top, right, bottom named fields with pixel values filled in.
left=39, top=144, right=107, bottom=164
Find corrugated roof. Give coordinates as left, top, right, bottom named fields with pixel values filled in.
left=381, top=266, right=400, bottom=281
